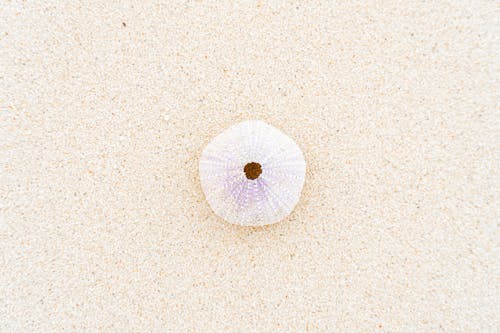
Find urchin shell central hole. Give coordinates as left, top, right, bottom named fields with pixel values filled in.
left=244, top=162, right=262, bottom=180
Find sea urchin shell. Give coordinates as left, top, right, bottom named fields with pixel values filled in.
left=199, top=120, right=306, bottom=226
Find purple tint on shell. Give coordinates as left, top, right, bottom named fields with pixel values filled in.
left=199, top=120, right=306, bottom=226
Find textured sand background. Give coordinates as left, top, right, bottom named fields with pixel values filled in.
left=1, top=1, right=499, bottom=331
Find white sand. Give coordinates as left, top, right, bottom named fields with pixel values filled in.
left=1, top=1, right=498, bottom=331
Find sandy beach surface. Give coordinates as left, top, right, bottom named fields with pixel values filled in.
left=1, top=1, right=498, bottom=331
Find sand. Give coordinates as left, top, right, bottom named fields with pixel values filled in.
left=1, top=1, right=499, bottom=331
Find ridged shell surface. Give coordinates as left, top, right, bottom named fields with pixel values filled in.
left=199, top=120, right=306, bottom=226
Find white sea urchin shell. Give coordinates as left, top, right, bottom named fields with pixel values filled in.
left=199, top=120, right=306, bottom=226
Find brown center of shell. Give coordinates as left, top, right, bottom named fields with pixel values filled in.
left=244, top=162, right=262, bottom=180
